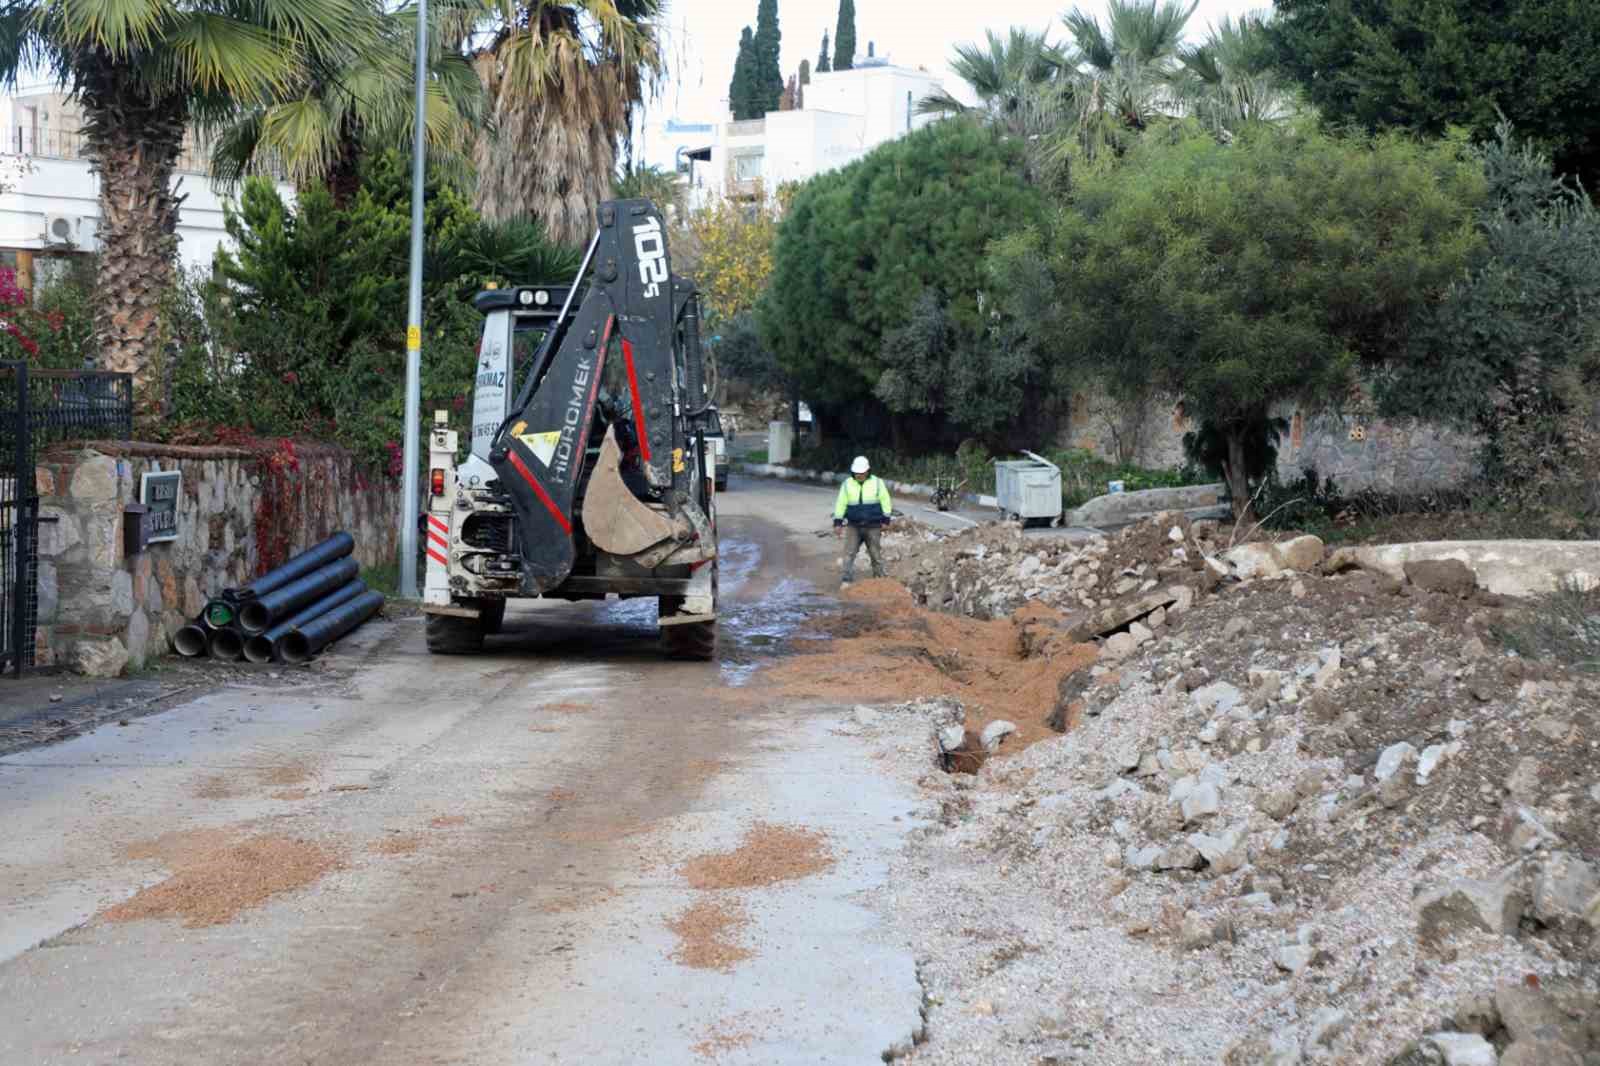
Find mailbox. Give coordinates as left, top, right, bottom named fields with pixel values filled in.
left=123, top=503, right=151, bottom=556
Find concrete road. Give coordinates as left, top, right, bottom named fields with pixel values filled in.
left=0, top=476, right=928, bottom=1065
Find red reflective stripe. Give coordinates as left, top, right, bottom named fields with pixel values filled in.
left=427, top=515, right=448, bottom=533
left=508, top=448, right=572, bottom=535
left=428, top=531, right=449, bottom=549
left=621, top=338, right=651, bottom=462
left=426, top=548, right=449, bottom=566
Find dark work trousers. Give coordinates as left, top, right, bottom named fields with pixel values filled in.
left=842, top=524, right=885, bottom=582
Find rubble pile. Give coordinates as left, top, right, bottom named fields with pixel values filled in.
left=855, top=521, right=1600, bottom=1066
left=884, top=513, right=1237, bottom=622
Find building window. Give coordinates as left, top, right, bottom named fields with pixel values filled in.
left=734, top=153, right=763, bottom=182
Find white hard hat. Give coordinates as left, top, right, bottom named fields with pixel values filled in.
left=851, top=456, right=870, bottom=474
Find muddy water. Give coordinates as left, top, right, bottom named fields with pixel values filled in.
left=515, top=513, right=841, bottom=686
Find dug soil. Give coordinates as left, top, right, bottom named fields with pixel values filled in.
left=745, top=578, right=1098, bottom=751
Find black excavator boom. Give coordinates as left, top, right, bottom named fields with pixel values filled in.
left=487, top=199, right=713, bottom=594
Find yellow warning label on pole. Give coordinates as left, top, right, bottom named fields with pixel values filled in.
left=406, top=325, right=421, bottom=351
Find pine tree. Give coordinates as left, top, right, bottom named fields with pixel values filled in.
left=833, top=0, right=856, bottom=71
left=729, top=26, right=757, bottom=120
left=754, top=0, right=783, bottom=117
left=818, top=31, right=831, bottom=73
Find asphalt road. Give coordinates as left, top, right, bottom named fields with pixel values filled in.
left=0, top=476, right=931, bottom=1065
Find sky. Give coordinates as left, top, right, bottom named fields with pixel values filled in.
left=643, top=0, right=1267, bottom=124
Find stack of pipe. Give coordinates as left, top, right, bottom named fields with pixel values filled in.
left=173, top=533, right=384, bottom=664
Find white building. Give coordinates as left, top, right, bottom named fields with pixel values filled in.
left=687, top=60, right=945, bottom=205
left=0, top=83, right=293, bottom=292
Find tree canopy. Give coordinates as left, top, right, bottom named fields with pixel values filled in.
left=1269, top=0, right=1600, bottom=187
left=759, top=119, right=1047, bottom=443
left=987, top=125, right=1485, bottom=515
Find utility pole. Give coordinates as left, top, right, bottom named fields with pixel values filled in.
left=400, top=0, right=428, bottom=599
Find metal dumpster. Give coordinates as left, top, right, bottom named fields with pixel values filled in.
left=994, top=450, right=1062, bottom=524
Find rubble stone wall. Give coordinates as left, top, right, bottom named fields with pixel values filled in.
left=35, top=442, right=400, bottom=676
left=1060, top=390, right=1481, bottom=493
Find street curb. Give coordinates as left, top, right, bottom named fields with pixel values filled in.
left=734, top=461, right=997, bottom=510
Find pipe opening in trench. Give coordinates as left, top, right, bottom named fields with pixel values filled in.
left=242, top=635, right=275, bottom=664
left=174, top=624, right=208, bottom=657
left=209, top=628, right=244, bottom=661
left=278, top=632, right=312, bottom=664
left=238, top=601, right=273, bottom=634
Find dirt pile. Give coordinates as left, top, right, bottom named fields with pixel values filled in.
left=667, top=899, right=753, bottom=971
left=105, top=830, right=340, bottom=928
left=854, top=532, right=1600, bottom=1065
left=751, top=578, right=1099, bottom=750
left=681, top=824, right=833, bottom=890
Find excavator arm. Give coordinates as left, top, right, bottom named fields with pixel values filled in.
left=488, top=199, right=714, bottom=594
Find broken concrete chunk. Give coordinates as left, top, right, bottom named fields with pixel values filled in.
left=1415, top=874, right=1527, bottom=941
left=1404, top=558, right=1479, bottom=595
left=979, top=719, right=1017, bottom=753
left=1222, top=535, right=1325, bottom=580
left=1128, top=621, right=1154, bottom=646
left=1065, top=588, right=1181, bottom=643
left=1155, top=842, right=1204, bottom=871
left=1426, top=1032, right=1498, bottom=1066
left=1101, top=632, right=1138, bottom=660
left=1529, top=853, right=1600, bottom=927
left=1494, top=982, right=1577, bottom=1045
left=1376, top=742, right=1418, bottom=782
left=1192, top=681, right=1244, bottom=714
left=1418, top=744, right=1451, bottom=785
left=1274, top=943, right=1313, bottom=975
left=1500, top=1038, right=1582, bottom=1066
left=1258, top=789, right=1299, bottom=820
left=1181, top=781, right=1222, bottom=822
left=937, top=725, right=967, bottom=753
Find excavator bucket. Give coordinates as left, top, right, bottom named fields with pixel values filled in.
left=581, top=426, right=684, bottom=556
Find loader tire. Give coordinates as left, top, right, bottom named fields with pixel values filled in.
left=426, top=612, right=485, bottom=654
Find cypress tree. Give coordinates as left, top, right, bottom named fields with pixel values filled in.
left=754, top=0, right=783, bottom=116
left=818, top=30, right=831, bottom=73
left=833, top=0, right=855, bottom=71
left=798, top=58, right=810, bottom=108
left=729, top=26, right=757, bottom=120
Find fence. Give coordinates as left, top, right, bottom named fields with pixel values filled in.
left=0, top=364, right=133, bottom=675
left=9, top=126, right=289, bottom=181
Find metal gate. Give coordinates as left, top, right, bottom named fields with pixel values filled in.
left=0, top=363, right=133, bottom=676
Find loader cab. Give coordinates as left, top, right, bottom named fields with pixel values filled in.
left=462, top=285, right=576, bottom=482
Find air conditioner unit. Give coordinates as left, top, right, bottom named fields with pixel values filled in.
left=44, top=214, right=97, bottom=252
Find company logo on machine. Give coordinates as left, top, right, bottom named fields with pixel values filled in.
left=520, top=430, right=562, bottom=467
left=633, top=217, right=668, bottom=299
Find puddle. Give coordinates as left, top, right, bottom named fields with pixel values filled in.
left=590, top=526, right=839, bottom=686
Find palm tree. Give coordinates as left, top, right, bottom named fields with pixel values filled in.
left=916, top=28, right=1067, bottom=141
left=0, top=0, right=372, bottom=411
left=613, top=162, right=685, bottom=218
left=1058, top=0, right=1196, bottom=157
left=209, top=1, right=487, bottom=206
left=1172, top=13, right=1296, bottom=139
left=457, top=1, right=664, bottom=247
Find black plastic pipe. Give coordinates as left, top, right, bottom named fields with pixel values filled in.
left=237, top=557, right=361, bottom=635
left=243, top=579, right=367, bottom=664
left=174, top=623, right=209, bottom=657
left=277, top=591, right=385, bottom=664
left=235, top=533, right=355, bottom=602
left=201, top=597, right=237, bottom=630
left=208, top=627, right=245, bottom=661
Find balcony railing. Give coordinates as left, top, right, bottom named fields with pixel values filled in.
left=7, top=127, right=288, bottom=181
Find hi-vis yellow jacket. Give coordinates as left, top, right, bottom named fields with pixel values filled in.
left=833, top=476, right=892, bottom=526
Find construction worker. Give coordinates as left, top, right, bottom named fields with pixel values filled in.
left=833, top=456, right=892, bottom=583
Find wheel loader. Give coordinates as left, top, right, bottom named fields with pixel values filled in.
left=421, top=199, right=718, bottom=658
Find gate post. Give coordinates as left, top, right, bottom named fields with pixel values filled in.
left=11, top=363, right=27, bottom=676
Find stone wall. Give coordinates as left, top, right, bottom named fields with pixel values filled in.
left=36, top=441, right=401, bottom=676
left=1059, top=390, right=1481, bottom=494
